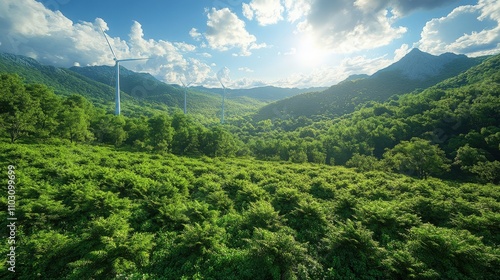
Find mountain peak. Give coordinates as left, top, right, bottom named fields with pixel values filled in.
left=375, top=48, right=466, bottom=80
left=406, top=48, right=425, bottom=55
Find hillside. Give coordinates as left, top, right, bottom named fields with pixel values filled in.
left=230, top=52, right=500, bottom=183
left=0, top=53, right=265, bottom=121
left=192, top=85, right=328, bottom=102
left=0, top=53, right=116, bottom=102
left=255, top=49, right=486, bottom=121
left=0, top=49, right=499, bottom=279
left=69, top=65, right=269, bottom=121
left=0, top=143, right=498, bottom=279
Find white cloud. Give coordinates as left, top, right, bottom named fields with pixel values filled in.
left=238, top=67, right=254, bottom=72
left=280, top=0, right=463, bottom=54
left=242, top=3, right=254, bottom=20
left=189, top=28, right=202, bottom=40
left=283, top=0, right=311, bottom=23
left=394, top=43, right=411, bottom=61
left=294, top=0, right=407, bottom=53
left=418, top=0, right=500, bottom=56
left=0, top=0, right=215, bottom=86
left=203, top=8, right=265, bottom=56
left=242, top=0, right=284, bottom=26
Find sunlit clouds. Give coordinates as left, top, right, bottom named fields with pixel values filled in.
left=0, top=0, right=499, bottom=89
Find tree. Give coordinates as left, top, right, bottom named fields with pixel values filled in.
left=383, top=137, right=450, bottom=178
left=248, top=228, right=316, bottom=280
left=26, top=83, right=61, bottom=139
left=171, top=112, right=200, bottom=155
left=469, top=160, right=500, bottom=183
left=93, top=114, right=127, bottom=146
left=148, top=114, right=174, bottom=151
left=57, top=96, right=93, bottom=143
left=201, top=126, right=238, bottom=157
left=453, top=144, right=488, bottom=172
left=346, top=153, right=382, bottom=172
left=0, top=74, right=41, bottom=142
left=123, top=116, right=149, bottom=147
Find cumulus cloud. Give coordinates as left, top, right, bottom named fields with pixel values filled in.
left=0, top=0, right=214, bottom=86
left=394, top=43, right=411, bottom=61
left=354, top=0, right=460, bottom=16
left=277, top=0, right=463, bottom=54
left=203, top=8, right=266, bottom=56
left=242, top=0, right=284, bottom=26
left=418, top=0, right=500, bottom=56
left=292, top=0, right=407, bottom=53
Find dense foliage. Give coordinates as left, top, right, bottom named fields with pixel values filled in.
left=0, top=73, right=242, bottom=157
left=227, top=53, right=500, bottom=183
left=0, top=143, right=498, bottom=279
left=1, top=51, right=499, bottom=279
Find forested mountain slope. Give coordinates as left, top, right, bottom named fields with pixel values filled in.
left=192, top=85, right=327, bottom=102
left=0, top=53, right=265, bottom=120
left=231, top=52, right=500, bottom=183
left=255, top=49, right=486, bottom=121
left=0, top=51, right=499, bottom=279
left=69, top=65, right=265, bottom=116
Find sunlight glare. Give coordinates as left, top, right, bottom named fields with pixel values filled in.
left=295, top=35, right=327, bottom=67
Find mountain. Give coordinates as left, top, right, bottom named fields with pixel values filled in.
left=254, top=49, right=487, bottom=121
left=69, top=65, right=267, bottom=120
left=374, top=48, right=471, bottom=80
left=0, top=52, right=115, bottom=102
left=344, top=74, right=369, bottom=82
left=0, top=53, right=266, bottom=120
left=192, top=85, right=328, bottom=102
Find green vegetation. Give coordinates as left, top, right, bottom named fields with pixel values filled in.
left=0, top=51, right=499, bottom=279
left=0, top=53, right=266, bottom=122
left=255, top=49, right=485, bottom=121
left=0, top=143, right=498, bottom=279
left=228, top=53, right=500, bottom=184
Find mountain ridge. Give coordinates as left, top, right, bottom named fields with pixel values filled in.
left=374, top=48, right=470, bottom=80
left=0, top=52, right=266, bottom=120
left=254, top=48, right=487, bottom=121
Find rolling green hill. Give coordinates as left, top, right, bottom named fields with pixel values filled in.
left=231, top=52, right=500, bottom=184
left=0, top=53, right=266, bottom=121
left=0, top=50, right=499, bottom=279
left=255, top=49, right=487, bottom=121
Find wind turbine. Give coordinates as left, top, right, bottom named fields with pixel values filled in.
left=179, top=78, right=192, bottom=114
left=217, top=67, right=230, bottom=124
left=100, top=27, right=148, bottom=115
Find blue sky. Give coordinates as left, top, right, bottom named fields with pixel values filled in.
left=1, top=0, right=499, bottom=88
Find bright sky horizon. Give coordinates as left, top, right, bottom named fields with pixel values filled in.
left=1, top=0, right=499, bottom=89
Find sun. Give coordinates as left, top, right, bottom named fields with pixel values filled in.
left=295, top=35, right=327, bottom=67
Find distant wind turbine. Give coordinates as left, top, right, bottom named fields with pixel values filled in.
left=217, top=67, right=230, bottom=124
left=180, top=78, right=192, bottom=114
left=100, top=27, right=149, bottom=115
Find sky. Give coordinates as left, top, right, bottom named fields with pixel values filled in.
left=0, top=0, right=499, bottom=89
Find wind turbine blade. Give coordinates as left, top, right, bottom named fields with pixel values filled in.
left=118, top=58, right=150, bottom=62
left=100, top=26, right=117, bottom=59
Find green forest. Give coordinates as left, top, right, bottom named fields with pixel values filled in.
left=0, top=53, right=499, bottom=279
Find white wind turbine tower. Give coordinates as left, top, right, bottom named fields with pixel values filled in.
left=180, top=77, right=192, bottom=114
left=100, top=27, right=149, bottom=115
left=217, top=67, right=230, bottom=124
